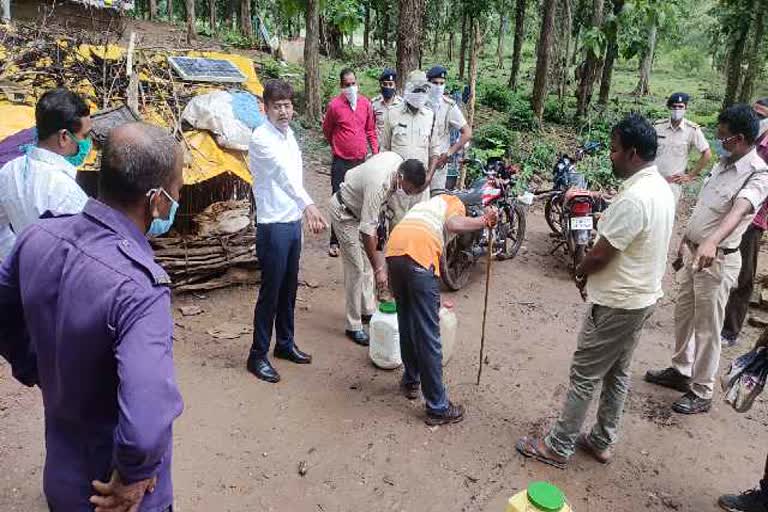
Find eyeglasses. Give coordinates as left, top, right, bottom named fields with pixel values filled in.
left=717, top=134, right=740, bottom=144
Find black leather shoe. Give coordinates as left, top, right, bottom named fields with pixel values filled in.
left=247, top=357, right=280, bottom=383
left=672, top=391, right=712, bottom=414
left=644, top=367, right=691, bottom=392
left=345, top=329, right=369, bottom=346
left=718, top=488, right=768, bottom=512
left=274, top=344, right=312, bottom=364
left=361, top=314, right=373, bottom=325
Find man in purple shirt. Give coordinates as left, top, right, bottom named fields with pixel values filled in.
left=0, top=122, right=184, bottom=512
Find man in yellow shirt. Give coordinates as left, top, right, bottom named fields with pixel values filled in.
left=386, top=194, right=497, bottom=425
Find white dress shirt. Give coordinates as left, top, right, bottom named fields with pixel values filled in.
left=0, top=146, right=88, bottom=260
left=249, top=120, right=314, bottom=224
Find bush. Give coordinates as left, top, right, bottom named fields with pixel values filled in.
left=507, top=94, right=537, bottom=131
left=473, top=124, right=518, bottom=151
left=543, top=97, right=569, bottom=125
left=671, top=47, right=707, bottom=74
left=257, top=59, right=283, bottom=80
left=480, top=84, right=516, bottom=112
left=581, top=152, right=619, bottom=191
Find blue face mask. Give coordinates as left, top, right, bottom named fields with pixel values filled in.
left=381, top=86, right=396, bottom=100
left=146, top=188, right=179, bottom=237
left=65, top=131, right=93, bottom=168
left=714, top=139, right=733, bottom=159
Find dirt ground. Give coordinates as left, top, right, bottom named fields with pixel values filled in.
left=3, top=153, right=768, bottom=512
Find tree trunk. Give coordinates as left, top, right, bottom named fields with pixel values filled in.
left=448, top=30, right=455, bottom=61
left=240, top=0, right=252, bottom=38
left=575, top=0, right=604, bottom=119
left=461, top=18, right=482, bottom=188
left=383, top=11, right=390, bottom=50
left=496, top=14, right=506, bottom=68
left=433, top=25, right=441, bottom=54
left=148, top=0, right=157, bottom=20
left=557, top=0, right=574, bottom=102
left=167, top=0, right=173, bottom=22
left=508, top=0, right=526, bottom=89
left=634, top=22, right=656, bottom=96
left=208, top=0, right=216, bottom=33
left=597, top=0, right=623, bottom=105
left=738, top=6, right=765, bottom=103
left=364, top=2, right=371, bottom=52
left=396, top=0, right=426, bottom=90
left=458, top=10, right=468, bottom=80
left=304, top=0, right=321, bottom=124
left=531, top=0, right=557, bottom=123
left=185, top=0, right=196, bottom=42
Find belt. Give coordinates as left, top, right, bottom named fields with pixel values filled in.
left=685, top=239, right=739, bottom=256
left=333, top=191, right=358, bottom=221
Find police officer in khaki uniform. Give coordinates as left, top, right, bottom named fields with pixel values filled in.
left=329, top=152, right=426, bottom=345
left=646, top=104, right=768, bottom=414
left=371, top=69, right=403, bottom=140
left=380, top=70, right=440, bottom=227
left=426, top=65, right=472, bottom=195
left=654, top=92, right=712, bottom=203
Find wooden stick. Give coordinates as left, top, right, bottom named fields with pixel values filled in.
left=476, top=228, right=494, bottom=386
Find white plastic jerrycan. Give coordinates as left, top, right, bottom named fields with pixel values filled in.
left=369, top=301, right=402, bottom=370
left=440, top=300, right=458, bottom=365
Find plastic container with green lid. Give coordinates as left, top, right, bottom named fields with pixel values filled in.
left=505, top=482, right=570, bottom=512
left=369, top=301, right=401, bottom=370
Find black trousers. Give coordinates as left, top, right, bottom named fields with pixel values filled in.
left=722, top=224, right=764, bottom=338
left=330, top=156, right=365, bottom=246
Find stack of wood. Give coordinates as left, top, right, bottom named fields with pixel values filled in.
left=151, top=200, right=259, bottom=293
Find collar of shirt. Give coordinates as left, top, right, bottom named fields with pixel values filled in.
left=264, top=119, right=294, bottom=141
left=714, top=147, right=765, bottom=177
left=82, top=198, right=153, bottom=255
left=27, top=146, right=77, bottom=178
left=619, top=164, right=658, bottom=193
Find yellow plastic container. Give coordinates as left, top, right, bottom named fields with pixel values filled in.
left=506, top=482, right=571, bottom=512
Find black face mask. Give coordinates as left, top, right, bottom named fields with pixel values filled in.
left=381, top=87, right=396, bottom=100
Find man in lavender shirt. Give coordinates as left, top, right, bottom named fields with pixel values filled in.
left=0, top=122, right=184, bottom=512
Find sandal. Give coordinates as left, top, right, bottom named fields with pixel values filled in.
left=576, top=433, right=612, bottom=464
left=328, top=244, right=340, bottom=257
left=515, top=436, right=568, bottom=469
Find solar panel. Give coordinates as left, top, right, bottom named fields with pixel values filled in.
left=168, top=56, right=247, bottom=83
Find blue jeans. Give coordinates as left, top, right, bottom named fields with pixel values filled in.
left=386, top=255, right=449, bottom=414
left=250, top=221, right=302, bottom=359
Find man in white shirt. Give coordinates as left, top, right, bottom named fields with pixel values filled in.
left=0, top=88, right=92, bottom=261
left=516, top=114, right=675, bottom=469
left=247, top=79, right=327, bottom=384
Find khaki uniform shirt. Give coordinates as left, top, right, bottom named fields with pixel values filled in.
left=431, top=96, right=467, bottom=155
left=380, top=103, right=440, bottom=168
left=587, top=166, right=675, bottom=310
left=685, top=149, right=768, bottom=249
left=337, top=152, right=404, bottom=236
left=371, top=94, right=403, bottom=139
left=654, top=118, right=710, bottom=178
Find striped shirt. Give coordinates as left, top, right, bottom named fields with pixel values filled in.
left=386, top=194, right=465, bottom=276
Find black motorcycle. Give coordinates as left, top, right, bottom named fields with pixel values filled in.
left=440, top=158, right=529, bottom=291
left=541, top=142, right=606, bottom=271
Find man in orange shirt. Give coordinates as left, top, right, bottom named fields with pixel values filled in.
left=386, top=194, right=497, bottom=425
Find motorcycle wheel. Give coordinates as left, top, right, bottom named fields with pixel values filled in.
left=495, top=203, right=527, bottom=260
left=440, top=237, right=473, bottom=291
left=572, top=244, right=587, bottom=274
left=544, top=194, right=564, bottom=235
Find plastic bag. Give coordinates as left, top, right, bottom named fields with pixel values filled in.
left=721, top=347, right=768, bottom=413
left=181, top=91, right=264, bottom=151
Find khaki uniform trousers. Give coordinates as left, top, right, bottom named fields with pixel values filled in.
left=329, top=196, right=376, bottom=331
left=672, top=250, right=741, bottom=399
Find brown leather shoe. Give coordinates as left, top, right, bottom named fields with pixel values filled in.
left=577, top=433, right=612, bottom=464
left=425, top=402, right=465, bottom=426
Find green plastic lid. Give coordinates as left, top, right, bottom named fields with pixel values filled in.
left=527, top=482, right=565, bottom=511
left=378, top=301, right=397, bottom=314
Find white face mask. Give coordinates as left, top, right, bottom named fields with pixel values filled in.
left=759, top=118, right=768, bottom=137
left=343, top=85, right=358, bottom=107
left=431, top=84, right=445, bottom=101
left=670, top=108, right=685, bottom=121
left=405, top=92, right=428, bottom=109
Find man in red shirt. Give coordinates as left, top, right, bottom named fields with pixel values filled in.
left=323, top=68, right=379, bottom=257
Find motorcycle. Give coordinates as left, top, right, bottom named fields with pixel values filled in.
left=439, top=157, right=530, bottom=291
left=541, top=142, right=606, bottom=271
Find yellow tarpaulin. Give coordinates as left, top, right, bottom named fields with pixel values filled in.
left=183, top=130, right=251, bottom=185
left=0, top=102, right=35, bottom=141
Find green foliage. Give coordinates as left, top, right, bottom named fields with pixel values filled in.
left=670, top=47, right=707, bottom=73
left=580, top=152, right=620, bottom=190
left=480, top=84, right=516, bottom=112
left=506, top=94, right=537, bottom=131
left=258, top=59, right=284, bottom=80
left=543, top=97, right=569, bottom=125
left=521, top=142, right=558, bottom=173
left=582, top=27, right=608, bottom=59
